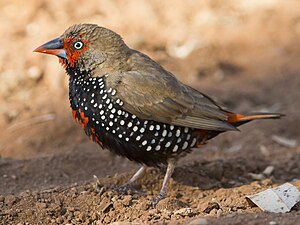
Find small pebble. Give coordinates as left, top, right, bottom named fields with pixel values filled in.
left=209, top=208, right=218, bottom=216
left=121, top=195, right=132, bottom=206
left=248, top=172, right=265, bottom=180
left=187, top=218, right=208, bottom=225
left=217, top=209, right=222, bottom=217
left=263, top=166, right=274, bottom=176
left=5, top=195, right=17, bottom=207
left=36, top=202, right=47, bottom=209
left=173, top=208, right=196, bottom=217
left=269, top=221, right=277, bottom=225
left=19, top=191, right=31, bottom=198
left=272, top=135, right=297, bottom=148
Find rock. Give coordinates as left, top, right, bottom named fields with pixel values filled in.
left=56, top=217, right=64, bottom=224
left=156, top=197, right=188, bottom=211
left=5, top=195, right=17, bottom=207
left=262, top=166, right=274, bottom=177
left=102, top=202, right=113, bottom=213
left=173, top=208, right=196, bottom=217
left=248, top=172, right=265, bottom=180
left=19, top=191, right=31, bottom=198
left=260, top=145, right=270, bottom=156
left=272, top=135, right=297, bottom=148
left=247, top=183, right=300, bottom=213
left=209, top=208, right=218, bottom=216
left=121, top=195, right=133, bottom=206
left=217, top=209, right=222, bottom=217
left=203, top=202, right=220, bottom=213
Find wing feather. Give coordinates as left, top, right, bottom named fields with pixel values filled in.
left=104, top=52, right=236, bottom=131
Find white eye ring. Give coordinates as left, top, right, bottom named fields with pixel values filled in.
left=73, top=41, right=84, bottom=50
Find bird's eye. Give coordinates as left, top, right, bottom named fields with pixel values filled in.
left=73, top=41, right=84, bottom=50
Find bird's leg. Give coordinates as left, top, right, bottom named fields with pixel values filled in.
left=115, top=166, right=146, bottom=194
left=151, top=161, right=175, bottom=206
left=127, top=166, right=146, bottom=184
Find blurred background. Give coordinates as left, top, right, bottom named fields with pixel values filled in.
left=0, top=0, right=299, bottom=160
left=1, top=2, right=300, bottom=223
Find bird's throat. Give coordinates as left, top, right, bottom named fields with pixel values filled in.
left=59, top=57, right=69, bottom=69
left=67, top=66, right=92, bottom=111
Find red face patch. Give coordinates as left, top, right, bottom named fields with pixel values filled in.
left=63, top=36, right=91, bottom=67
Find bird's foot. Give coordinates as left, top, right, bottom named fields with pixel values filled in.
left=93, top=175, right=106, bottom=195
left=113, top=183, right=144, bottom=195
left=149, top=192, right=165, bottom=207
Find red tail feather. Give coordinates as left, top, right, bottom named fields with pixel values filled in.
left=227, top=112, right=283, bottom=124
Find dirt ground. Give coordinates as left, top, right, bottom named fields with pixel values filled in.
left=0, top=0, right=300, bottom=224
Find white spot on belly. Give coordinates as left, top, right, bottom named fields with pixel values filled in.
left=176, top=129, right=181, bottom=137
left=191, top=138, right=197, bottom=147
left=182, top=141, right=188, bottom=150
left=162, top=130, right=167, bottom=137
left=172, top=145, right=179, bottom=152
left=165, top=142, right=171, bottom=147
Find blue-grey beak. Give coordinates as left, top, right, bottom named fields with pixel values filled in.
left=34, top=37, right=67, bottom=59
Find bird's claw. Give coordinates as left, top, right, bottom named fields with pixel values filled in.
left=113, top=183, right=144, bottom=195
left=148, top=192, right=165, bottom=207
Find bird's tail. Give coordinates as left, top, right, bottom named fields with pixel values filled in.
left=226, top=112, right=283, bottom=127
left=195, top=112, right=283, bottom=146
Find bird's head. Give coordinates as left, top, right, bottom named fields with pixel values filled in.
left=34, top=24, right=129, bottom=75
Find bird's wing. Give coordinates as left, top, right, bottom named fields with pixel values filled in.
left=106, top=70, right=236, bottom=131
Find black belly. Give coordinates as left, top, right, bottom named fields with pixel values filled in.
left=69, top=75, right=199, bottom=167
left=73, top=104, right=198, bottom=167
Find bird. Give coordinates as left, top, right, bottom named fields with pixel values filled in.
left=34, top=24, right=282, bottom=205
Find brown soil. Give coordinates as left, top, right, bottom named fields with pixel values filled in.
left=1, top=1, right=300, bottom=224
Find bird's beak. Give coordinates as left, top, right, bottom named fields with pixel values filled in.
left=34, top=37, right=67, bottom=59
